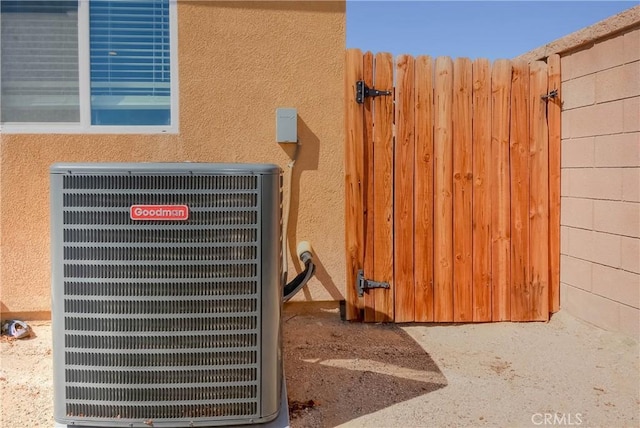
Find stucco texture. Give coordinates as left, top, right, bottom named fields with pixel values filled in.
left=0, top=1, right=346, bottom=318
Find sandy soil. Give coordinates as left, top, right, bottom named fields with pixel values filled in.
left=1, top=304, right=638, bottom=427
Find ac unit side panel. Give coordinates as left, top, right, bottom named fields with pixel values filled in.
left=51, top=172, right=69, bottom=423
left=50, top=163, right=282, bottom=427
left=259, top=172, right=283, bottom=419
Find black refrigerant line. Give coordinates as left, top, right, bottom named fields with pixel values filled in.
left=282, top=246, right=315, bottom=303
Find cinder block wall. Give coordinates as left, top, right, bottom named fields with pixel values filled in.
left=560, top=25, right=640, bottom=337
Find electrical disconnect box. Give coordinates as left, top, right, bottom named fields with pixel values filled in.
left=276, top=108, right=297, bottom=143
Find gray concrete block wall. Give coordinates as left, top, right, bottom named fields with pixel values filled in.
left=560, top=26, right=640, bottom=338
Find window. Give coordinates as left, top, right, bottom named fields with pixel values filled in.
left=1, top=1, right=80, bottom=123
left=0, top=0, right=178, bottom=133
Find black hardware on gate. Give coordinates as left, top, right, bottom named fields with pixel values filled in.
left=356, top=269, right=390, bottom=297
left=356, top=80, right=392, bottom=104
left=541, top=89, right=558, bottom=100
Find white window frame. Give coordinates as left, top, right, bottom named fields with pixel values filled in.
left=0, top=0, right=179, bottom=134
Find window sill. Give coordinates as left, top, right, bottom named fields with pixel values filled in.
left=0, top=123, right=179, bottom=134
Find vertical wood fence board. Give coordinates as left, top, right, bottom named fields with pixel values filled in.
left=434, top=56, right=454, bottom=322
left=509, top=60, right=531, bottom=321
left=471, top=58, right=493, bottom=322
left=452, top=57, right=474, bottom=322
left=373, top=52, right=395, bottom=322
left=490, top=60, right=512, bottom=322
left=414, top=55, right=435, bottom=322
left=362, top=52, right=376, bottom=322
left=529, top=61, right=550, bottom=321
left=344, top=49, right=364, bottom=320
left=547, top=54, right=561, bottom=314
left=394, top=54, right=416, bottom=322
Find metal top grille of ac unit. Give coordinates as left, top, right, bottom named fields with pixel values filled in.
left=51, top=163, right=282, bottom=428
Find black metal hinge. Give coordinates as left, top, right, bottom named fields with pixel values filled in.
left=356, top=269, right=390, bottom=296
left=356, top=81, right=392, bottom=104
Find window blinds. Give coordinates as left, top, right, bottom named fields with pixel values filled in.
left=89, top=0, right=170, bottom=125
left=0, top=1, right=80, bottom=123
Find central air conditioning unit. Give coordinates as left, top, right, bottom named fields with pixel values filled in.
left=50, top=163, right=286, bottom=428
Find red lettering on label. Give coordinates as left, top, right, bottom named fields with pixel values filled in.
left=130, top=205, right=189, bottom=221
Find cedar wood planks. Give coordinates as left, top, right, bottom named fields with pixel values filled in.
left=373, top=52, right=395, bottom=322
left=345, top=51, right=556, bottom=323
left=472, top=58, right=492, bottom=322
left=491, top=60, right=512, bottom=322
left=344, top=49, right=364, bottom=320
left=414, top=56, right=435, bottom=322
left=394, top=54, right=416, bottom=322
left=362, top=52, right=376, bottom=322
left=434, top=57, right=454, bottom=322
left=510, top=60, right=531, bottom=321
left=529, top=61, right=550, bottom=321
left=452, top=57, right=474, bottom=322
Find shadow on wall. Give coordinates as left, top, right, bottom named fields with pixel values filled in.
left=281, top=116, right=343, bottom=301
left=283, top=303, right=447, bottom=427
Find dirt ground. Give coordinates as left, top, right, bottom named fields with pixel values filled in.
left=1, top=303, right=638, bottom=427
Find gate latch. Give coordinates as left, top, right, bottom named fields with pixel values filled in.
left=356, top=81, right=392, bottom=104
left=541, top=89, right=558, bottom=100
left=356, top=269, right=390, bottom=296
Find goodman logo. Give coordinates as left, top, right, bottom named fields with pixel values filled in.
left=130, top=205, right=189, bottom=221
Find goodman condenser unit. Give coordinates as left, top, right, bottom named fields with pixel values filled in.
left=50, top=163, right=284, bottom=427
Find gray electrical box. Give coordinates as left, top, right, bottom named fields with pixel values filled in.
left=276, top=108, right=297, bottom=143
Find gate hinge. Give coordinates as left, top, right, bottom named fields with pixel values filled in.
left=356, top=81, right=392, bottom=104
left=541, top=89, right=558, bottom=100
left=356, top=269, right=390, bottom=296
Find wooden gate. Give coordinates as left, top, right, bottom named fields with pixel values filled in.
left=344, top=49, right=561, bottom=323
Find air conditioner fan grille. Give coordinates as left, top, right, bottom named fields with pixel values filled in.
left=55, top=173, right=264, bottom=422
